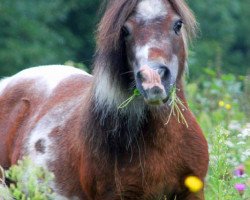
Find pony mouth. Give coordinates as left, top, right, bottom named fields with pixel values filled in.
left=144, top=96, right=169, bottom=106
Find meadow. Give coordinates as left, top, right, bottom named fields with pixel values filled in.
left=186, top=68, right=250, bottom=199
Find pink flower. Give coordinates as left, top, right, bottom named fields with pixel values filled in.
left=234, top=164, right=245, bottom=177
left=235, top=183, right=246, bottom=195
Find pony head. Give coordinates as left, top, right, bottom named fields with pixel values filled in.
left=95, top=0, right=196, bottom=107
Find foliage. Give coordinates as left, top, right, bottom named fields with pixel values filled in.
left=0, top=0, right=100, bottom=76
left=0, top=157, right=56, bottom=200
left=0, top=0, right=249, bottom=78
left=64, top=60, right=89, bottom=72
left=186, top=67, right=250, bottom=199
left=187, top=0, right=250, bottom=77
left=186, top=67, right=246, bottom=133
left=0, top=166, right=12, bottom=200
left=241, top=75, right=250, bottom=116
left=206, top=127, right=243, bottom=200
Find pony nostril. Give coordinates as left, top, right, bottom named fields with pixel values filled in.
left=158, top=67, right=170, bottom=82
left=137, top=71, right=145, bottom=82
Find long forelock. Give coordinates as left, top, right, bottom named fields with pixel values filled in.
left=97, top=0, right=139, bottom=52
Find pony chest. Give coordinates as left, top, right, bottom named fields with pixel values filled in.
left=119, top=145, right=183, bottom=196
left=90, top=151, right=181, bottom=199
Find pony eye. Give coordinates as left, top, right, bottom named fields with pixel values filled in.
left=173, top=20, right=183, bottom=35
left=122, top=25, right=131, bottom=38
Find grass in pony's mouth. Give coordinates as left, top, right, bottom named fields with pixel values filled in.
left=118, top=89, right=141, bottom=109
left=118, top=87, right=189, bottom=128
left=165, top=87, right=189, bottom=128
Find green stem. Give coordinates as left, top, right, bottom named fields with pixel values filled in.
left=165, top=87, right=189, bottom=128
left=118, top=89, right=141, bottom=109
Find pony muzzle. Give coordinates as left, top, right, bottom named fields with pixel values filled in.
left=136, top=65, right=171, bottom=105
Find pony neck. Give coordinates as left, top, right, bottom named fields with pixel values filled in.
left=85, top=67, right=147, bottom=154
left=87, top=65, right=187, bottom=155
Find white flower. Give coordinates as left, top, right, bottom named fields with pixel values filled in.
left=237, top=141, right=246, bottom=145
left=228, top=120, right=241, bottom=131
left=225, top=141, right=234, bottom=147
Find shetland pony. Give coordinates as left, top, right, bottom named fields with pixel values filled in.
left=0, top=0, right=208, bottom=199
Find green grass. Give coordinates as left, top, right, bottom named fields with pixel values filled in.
left=187, top=68, right=250, bottom=199
left=0, top=157, right=56, bottom=200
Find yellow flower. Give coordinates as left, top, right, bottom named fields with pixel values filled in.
left=218, top=101, right=225, bottom=107
left=225, top=104, right=232, bottom=110
left=184, top=176, right=203, bottom=193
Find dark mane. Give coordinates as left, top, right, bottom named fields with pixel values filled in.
left=93, top=0, right=140, bottom=92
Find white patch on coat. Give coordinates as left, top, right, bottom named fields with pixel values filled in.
left=94, top=69, right=125, bottom=109
left=0, top=77, right=11, bottom=95
left=0, top=65, right=92, bottom=95
left=135, top=44, right=150, bottom=65
left=26, top=97, right=81, bottom=168
left=26, top=97, right=83, bottom=197
left=94, top=68, right=146, bottom=126
left=136, top=0, right=167, bottom=21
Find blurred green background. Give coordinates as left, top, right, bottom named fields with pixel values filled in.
left=0, top=0, right=249, bottom=77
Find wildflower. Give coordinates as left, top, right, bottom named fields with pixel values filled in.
left=228, top=120, right=241, bottom=131
left=235, top=183, right=246, bottom=195
left=241, top=124, right=250, bottom=138
left=184, top=176, right=203, bottom=193
left=225, top=104, right=232, bottom=110
left=234, top=164, right=245, bottom=177
left=218, top=101, right=225, bottom=107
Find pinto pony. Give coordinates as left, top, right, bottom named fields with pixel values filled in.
left=0, top=0, right=208, bottom=199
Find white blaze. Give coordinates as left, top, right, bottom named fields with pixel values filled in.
left=168, top=55, right=179, bottom=84
left=136, top=0, right=167, bottom=21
